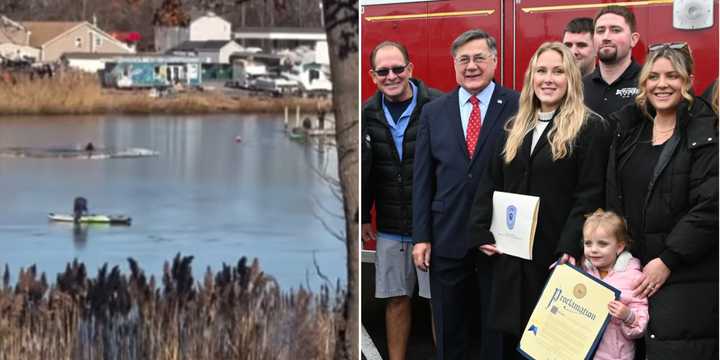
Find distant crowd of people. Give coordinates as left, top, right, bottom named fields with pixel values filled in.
left=0, top=62, right=58, bottom=85
left=362, top=4, right=717, bottom=360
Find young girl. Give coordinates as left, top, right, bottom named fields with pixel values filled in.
left=582, top=209, right=648, bottom=360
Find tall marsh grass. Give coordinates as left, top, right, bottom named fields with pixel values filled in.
left=0, top=255, right=345, bottom=359
left=0, top=71, right=330, bottom=115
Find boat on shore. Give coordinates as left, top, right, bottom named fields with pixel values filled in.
left=48, top=213, right=132, bottom=225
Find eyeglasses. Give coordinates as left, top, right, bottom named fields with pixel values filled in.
left=373, top=64, right=408, bottom=77
left=455, top=53, right=493, bottom=66
left=648, top=42, right=689, bottom=53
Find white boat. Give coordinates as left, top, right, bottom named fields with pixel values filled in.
left=48, top=213, right=132, bottom=225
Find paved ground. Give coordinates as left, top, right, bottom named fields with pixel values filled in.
left=362, top=261, right=488, bottom=360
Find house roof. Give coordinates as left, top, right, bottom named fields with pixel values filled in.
left=168, top=40, right=237, bottom=52
left=1, top=15, right=26, bottom=32
left=22, top=22, right=82, bottom=47
left=238, top=27, right=325, bottom=34
left=233, top=27, right=326, bottom=41
left=61, top=52, right=129, bottom=60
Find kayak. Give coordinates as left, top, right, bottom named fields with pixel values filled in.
left=48, top=213, right=132, bottom=225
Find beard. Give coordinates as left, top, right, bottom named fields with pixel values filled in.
left=598, top=48, right=618, bottom=64
left=597, top=45, right=629, bottom=65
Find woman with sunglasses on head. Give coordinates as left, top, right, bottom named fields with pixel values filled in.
left=606, top=42, right=718, bottom=359
left=467, top=42, right=612, bottom=358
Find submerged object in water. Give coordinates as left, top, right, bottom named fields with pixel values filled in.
left=0, top=146, right=159, bottom=159
left=48, top=213, right=132, bottom=225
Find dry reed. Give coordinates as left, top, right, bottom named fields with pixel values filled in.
left=0, top=255, right=344, bottom=359
left=0, top=71, right=331, bottom=116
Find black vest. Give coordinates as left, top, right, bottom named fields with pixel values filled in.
left=361, top=79, right=442, bottom=235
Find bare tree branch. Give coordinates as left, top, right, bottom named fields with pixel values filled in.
left=311, top=195, right=344, bottom=220
left=312, top=250, right=332, bottom=287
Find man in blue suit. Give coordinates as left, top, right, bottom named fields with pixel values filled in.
left=412, top=29, right=519, bottom=360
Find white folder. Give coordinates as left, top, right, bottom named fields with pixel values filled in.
left=489, top=191, right=540, bottom=260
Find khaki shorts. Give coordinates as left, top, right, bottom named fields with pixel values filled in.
left=375, top=234, right=431, bottom=299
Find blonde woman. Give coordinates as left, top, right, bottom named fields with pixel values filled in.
left=467, top=42, right=612, bottom=358
left=606, top=43, right=718, bottom=359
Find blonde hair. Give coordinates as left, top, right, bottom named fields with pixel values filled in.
left=636, top=45, right=695, bottom=118
left=583, top=209, right=632, bottom=250
left=503, top=42, right=588, bottom=163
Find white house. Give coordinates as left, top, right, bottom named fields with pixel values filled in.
left=233, top=27, right=329, bottom=65
left=60, top=52, right=116, bottom=73
left=167, top=40, right=242, bottom=64
left=154, top=12, right=231, bottom=53
left=189, top=12, right=231, bottom=41
left=0, top=15, right=40, bottom=62
left=22, top=21, right=134, bottom=62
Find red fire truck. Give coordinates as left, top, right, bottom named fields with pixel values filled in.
left=362, top=0, right=718, bottom=97
left=360, top=1, right=718, bottom=357
left=361, top=0, right=718, bottom=251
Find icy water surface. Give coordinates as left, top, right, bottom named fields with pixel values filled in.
left=0, top=114, right=345, bottom=290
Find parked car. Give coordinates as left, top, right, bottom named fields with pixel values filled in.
left=250, top=74, right=299, bottom=97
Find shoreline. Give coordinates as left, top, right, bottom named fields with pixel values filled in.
left=0, top=91, right=332, bottom=116
left=0, top=71, right=332, bottom=116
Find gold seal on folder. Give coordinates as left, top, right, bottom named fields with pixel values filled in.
left=573, top=283, right=587, bottom=299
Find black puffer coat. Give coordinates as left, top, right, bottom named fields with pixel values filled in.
left=607, top=98, right=719, bottom=359
left=361, top=79, right=442, bottom=235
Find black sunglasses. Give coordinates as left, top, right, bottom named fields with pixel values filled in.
left=648, top=42, right=689, bottom=53
left=373, top=64, right=408, bottom=77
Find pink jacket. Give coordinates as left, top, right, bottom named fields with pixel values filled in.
left=582, top=252, right=649, bottom=360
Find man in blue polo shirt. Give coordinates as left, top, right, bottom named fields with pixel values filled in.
left=361, top=41, right=442, bottom=360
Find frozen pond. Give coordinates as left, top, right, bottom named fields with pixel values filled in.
left=0, top=114, right=345, bottom=291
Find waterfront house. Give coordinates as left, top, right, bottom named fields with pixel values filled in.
left=155, top=12, right=230, bottom=53
left=233, top=27, right=329, bottom=65
left=103, top=55, right=202, bottom=88
left=0, top=15, right=40, bottom=62
left=166, top=39, right=244, bottom=81
left=189, top=12, right=231, bottom=41
left=22, top=21, right=134, bottom=62
left=166, top=40, right=242, bottom=64
left=61, top=52, right=121, bottom=73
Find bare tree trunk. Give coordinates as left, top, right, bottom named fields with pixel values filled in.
left=322, top=1, right=358, bottom=359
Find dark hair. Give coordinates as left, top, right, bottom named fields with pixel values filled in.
left=450, top=29, right=498, bottom=57
left=594, top=5, right=637, bottom=32
left=564, top=17, right=594, bottom=35
left=370, top=41, right=410, bottom=69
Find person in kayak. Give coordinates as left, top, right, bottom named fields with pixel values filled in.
left=73, top=197, right=88, bottom=223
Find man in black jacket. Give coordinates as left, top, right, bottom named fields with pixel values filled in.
left=583, top=5, right=641, bottom=119
left=361, top=41, right=442, bottom=360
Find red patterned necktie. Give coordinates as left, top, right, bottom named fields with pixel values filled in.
left=466, top=96, right=482, bottom=158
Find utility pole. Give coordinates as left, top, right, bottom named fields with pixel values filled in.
left=319, top=1, right=324, bottom=28
left=240, top=3, right=246, bottom=46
